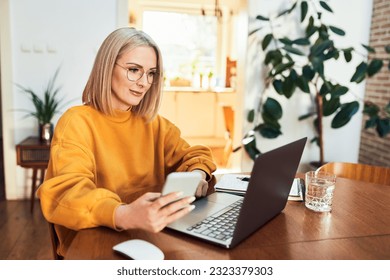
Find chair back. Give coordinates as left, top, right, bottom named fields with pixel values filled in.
left=222, top=106, right=235, bottom=167
left=48, top=222, right=64, bottom=260
left=317, top=162, right=390, bottom=186
left=222, top=105, right=234, bottom=137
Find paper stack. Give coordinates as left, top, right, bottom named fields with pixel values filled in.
left=214, top=174, right=305, bottom=201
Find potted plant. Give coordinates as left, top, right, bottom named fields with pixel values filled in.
left=16, top=67, right=67, bottom=143
left=245, top=0, right=390, bottom=166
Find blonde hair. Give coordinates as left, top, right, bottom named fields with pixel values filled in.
left=82, top=27, right=163, bottom=121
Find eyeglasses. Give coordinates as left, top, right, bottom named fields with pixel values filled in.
left=115, top=63, right=159, bottom=85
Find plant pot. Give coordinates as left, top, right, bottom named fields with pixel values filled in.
left=39, top=123, right=53, bottom=144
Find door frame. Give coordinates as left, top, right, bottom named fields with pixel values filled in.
left=0, top=0, right=17, bottom=200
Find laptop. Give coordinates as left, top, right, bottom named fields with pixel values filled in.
left=166, top=137, right=307, bottom=248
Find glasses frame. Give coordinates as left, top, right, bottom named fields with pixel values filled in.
left=115, top=63, right=159, bottom=85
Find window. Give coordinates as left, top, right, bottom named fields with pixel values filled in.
left=130, top=0, right=238, bottom=89
left=143, top=11, right=217, bottom=87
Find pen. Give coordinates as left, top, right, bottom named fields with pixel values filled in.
left=237, top=176, right=250, bottom=182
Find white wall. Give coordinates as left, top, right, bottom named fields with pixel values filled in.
left=1, top=0, right=373, bottom=198
left=242, top=0, right=373, bottom=171
left=1, top=0, right=128, bottom=199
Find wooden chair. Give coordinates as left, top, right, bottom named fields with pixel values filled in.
left=222, top=105, right=235, bottom=167
left=317, top=162, right=390, bottom=186
left=48, top=222, right=64, bottom=260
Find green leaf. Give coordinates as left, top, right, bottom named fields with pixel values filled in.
left=323, top=96, right=340, bottom=116
left=301, top=1, right=308, bottom=22
left=367, top=59, right=384, bottom=77
left=263, top=97, right=283, bottom=120
left=279, top=37, right=293, bottom=45
left=331, top=85, right=349, bottom=97
left=320, top=81, right=332, bottom=95
left=385, top=102, right=390, bottom=116
left=323, top=48, right=339, bottom=60
left=256, top=15, right=269, bottom=21
left=310, top=136, right=319, bottom=146
left=271, top=61, right=295, bottom=76
left=247, top=109, right=255, bottom=122
left=262, top=33, right=273, bottom=50
left=312, top=57, right=324, bottom=76
left=343, top=47, right=354, bottom=52
left=277, top=2, right=297, bottom=17
left=363, top=102, right=380, bottom=117
left=320, top=1, right=333, bottom=13
left=277, top=9, right=290, bottom=17
left=302, top=65, right=315, bottom=80
left=283, top=45, right=305, bottom=56
left=257, top=123, right=282, bottom=138
left=365, top=116, right=378, bottom=129
left=290, top=69, right=298, bottom=80
left=331, top=101, right=360, bottom=128
left=376, top=118, right=390, bottom=137
left=298, top=111, right=316, bottom=120
left=306, top=17, right=317, bottom=38
left=310, top=40, right=333, bottom=56
left=248, top=27, right=262, bottom=37
left=296, top=76, right=311, bottom=93
left=261, top=111, right=281, bottom=128
left=363, top=101, right=390, bottom=136
left=343, top=50, right=352, bottom=62
left=264, top=51, right=274, bottom=65
left=265, top=50, right=283, bottom=66
left=285, top=53, right=293, bottom=62
left=281, top=76, right=296, bottom=98
left=362, top=44, right=376, bottom=53
left=262, top=112, right=282, bottom=129
left=329, top=25, right=345, bottom=36
left=292, top=38, right=310, bottom=45
left=385, top=45, right=390, bottom=53
left=350, top=62, right=367, bottom=83
left=272, top=79, right=283, bottom=94
left=319, top=29, right=330, bottom=41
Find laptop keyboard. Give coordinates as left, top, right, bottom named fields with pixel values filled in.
left=186, top=198, right=243, bottom=241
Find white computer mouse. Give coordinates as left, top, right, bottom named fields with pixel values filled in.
left=113, top=239, right=164, bottom=260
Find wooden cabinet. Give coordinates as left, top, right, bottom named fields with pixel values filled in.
left=16, top=136, right=50, bottom=213
left=176, top=92, right=216, bottom=137
left=16, top=137, right=50, bottom=167
left=159, top=89, right=236, bottom=140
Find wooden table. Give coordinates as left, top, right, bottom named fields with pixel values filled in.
left=65, top=175, right=390, bottom=259
left=16, top=136, right=50, bottom=213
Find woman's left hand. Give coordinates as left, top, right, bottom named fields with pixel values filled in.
left=192, top=170, right=209, bottom=197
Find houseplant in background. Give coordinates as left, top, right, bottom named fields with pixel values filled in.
left=246, top=0, right=390, bottom=166
left=16, top=67, right=67, bottom=144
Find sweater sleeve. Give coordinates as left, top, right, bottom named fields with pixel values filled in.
left=37, top=114, right=122, bottom=231
left=162, top=118, right=217, bottom=180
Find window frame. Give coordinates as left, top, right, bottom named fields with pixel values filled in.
left=130, top=0, right=231, bottom=88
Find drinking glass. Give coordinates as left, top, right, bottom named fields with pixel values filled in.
left=305, top=171, right=336, bottom=212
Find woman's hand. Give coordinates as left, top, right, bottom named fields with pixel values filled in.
left=114, top=191, right=196, bottom=232
left=192, top=170, right=209, bottom=197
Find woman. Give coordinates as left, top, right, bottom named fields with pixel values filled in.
left=37, top=27, right=216, bottom=257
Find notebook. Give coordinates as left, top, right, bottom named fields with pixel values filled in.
left=166, top=137, right=307, bottom=248
left=214, top=174, right=305, bottom=199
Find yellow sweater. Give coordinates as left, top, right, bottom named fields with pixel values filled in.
left=37, top=105, right=216, bottom=255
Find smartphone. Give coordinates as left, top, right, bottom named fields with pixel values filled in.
left=162, top=172, right=202, bottom=198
